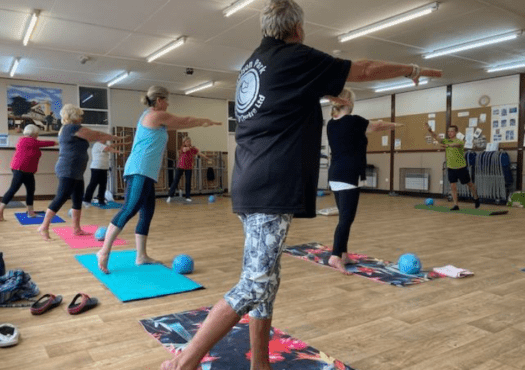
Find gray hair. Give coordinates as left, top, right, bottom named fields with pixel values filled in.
left=331, top=88, right=356, bottom=117
left=60, top=104, right=84, bottom=124
left=141, top=86, right=169, bottom=107
left=23, top=124, right=40, bottom=137
left=261, top=0, right=304, bottom=40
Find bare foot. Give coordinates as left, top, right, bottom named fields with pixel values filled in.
left=341, top=253, right=357, bottom=265
left=96, top=251, right=110, bottom=274
left=136, top=255, right=162, bottom=266
left=328, top=255, right=351, bottom=275
left=27, top=212, right=38, bottom=218
left=0, top=216, right=5, bottom=222
left=37, top=226, right=51, bottom=241
left=73, top=228, right=91, bottom=236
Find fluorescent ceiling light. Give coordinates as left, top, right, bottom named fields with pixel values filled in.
left=223, top=0, right=257, bottom=17
left=107, top=71, right=130, bottom=87
left=375, top=79, right=429, bottom=93
left=185, top=81, right=214, bottom=95
left=9, top=57, right=20, bottom=77
left=486, top=60, right=525, bottom=73
left=147, top=36, right=187, bottom=63
left=338, top=2, right=438, bottom=43
left=423, top=30, right=523, bottom=59
left=23, top=10, right=41, bottom=46
left=81, top=94, right=94, bottom=104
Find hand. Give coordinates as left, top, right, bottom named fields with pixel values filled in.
left=424, top=122, right=432, bottom=132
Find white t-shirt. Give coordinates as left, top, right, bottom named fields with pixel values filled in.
left=90, top=142, right=110, bottom=170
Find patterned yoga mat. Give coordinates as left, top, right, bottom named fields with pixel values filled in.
left=284, top=243, right=440, bottom=287
left=140, top=306, right=355, bottom=370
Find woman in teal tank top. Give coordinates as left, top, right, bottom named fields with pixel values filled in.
left=96, top=86, right=221, bottom=274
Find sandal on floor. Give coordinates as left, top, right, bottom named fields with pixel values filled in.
left=0, top=324, right=20, bottom=347
left=30, top=294, right=63, bottom=315
left=67, top=293, right=98, bottom=315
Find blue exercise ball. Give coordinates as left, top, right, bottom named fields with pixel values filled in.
left=425, top=198, right=434, bottom=206
left=398, top=253, right=422, bottom=274
left=94, top=226, right=107, bottom=241
left=172, top=254, right=194, bottom=274
left=208, top=195, right=216, bottom=203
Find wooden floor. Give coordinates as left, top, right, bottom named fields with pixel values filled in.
left=1, top=193, right=524, bottom=370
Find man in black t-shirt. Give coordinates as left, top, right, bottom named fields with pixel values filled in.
left=161, top=1, right=442, bottom=369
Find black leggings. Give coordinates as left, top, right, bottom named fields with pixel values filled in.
left=1, top=170, right=35, bottom=206
left=332, top=188, right=360, bottom=257
left=168, top=169, right=192, bottom=198
left=84, top=169, right=108, bottom=203
left=48, top=177, right=85, bottom=212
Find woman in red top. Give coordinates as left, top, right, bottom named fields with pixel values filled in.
left=0, top=124, right=57, bottom=220
left=167, top=137, right=208, bottom=202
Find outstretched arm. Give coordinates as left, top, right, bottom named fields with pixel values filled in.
left=143, top=111, right=222, bottom=130
left=75, top=128, right=120, bottom=143
left=424, top=122, right=440, bottom=142
left=366, top=120, right=403, bottom=133
left=347, top=60, right=442, bottom=85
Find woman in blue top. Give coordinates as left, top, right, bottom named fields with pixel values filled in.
left=38, top=104, right=123, bottom=240
left=327, top=88, right=403, bottom=274
left=96, top=86, right=221, bottom=274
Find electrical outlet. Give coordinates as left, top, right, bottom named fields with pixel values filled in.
left=439, top=180, right=443, bottom=184
left=385, top=178, right=389, bottom=182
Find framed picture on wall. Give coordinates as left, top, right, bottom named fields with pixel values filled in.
left=7, top=85, right=63, bottom=137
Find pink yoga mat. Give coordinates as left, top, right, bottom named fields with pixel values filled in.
left=52, top=225, right=128, bottom=249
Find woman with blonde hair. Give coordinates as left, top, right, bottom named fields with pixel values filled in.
left=327, top=88, right=403, bottom=274
left=0, top=124, right=57, bottom=221
left=38, top=104, right=124, bottom=240
left=96, top=86, right=221, bottom=274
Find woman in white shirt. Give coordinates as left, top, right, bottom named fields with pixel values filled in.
left=83, top=141, right=122, bottom=206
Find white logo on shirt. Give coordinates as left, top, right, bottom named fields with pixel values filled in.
left=236, top=59, right=266, bottom=122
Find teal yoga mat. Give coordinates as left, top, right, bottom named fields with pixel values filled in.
left=75, top=250, right=204, bottom=302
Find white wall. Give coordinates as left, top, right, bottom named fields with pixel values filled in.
left=354, top=96, right=391, bottom=119
left=396, top=86, right=447, bottom=116
left=452, top=75, right=520, bottom=109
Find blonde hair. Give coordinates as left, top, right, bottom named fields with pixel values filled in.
left=331, top=88, right=356, bottom=118
left=60, top=104, right=84, bottom=124
left=23, top=124, right=40, bottom=137
left=261, top=0, right=304, bottom=40
left=141, top=86, right=169, bottom=107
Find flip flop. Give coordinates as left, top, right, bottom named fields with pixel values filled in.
left=30, top=294, right=63, bottom=315
left=0, top=324, right=19, bottom=347
left=67, top=293, right=98, bottom=315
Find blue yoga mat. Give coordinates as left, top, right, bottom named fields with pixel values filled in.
left=91, top=201, right=123, bottom=209
left=14, top=211, right=65, bottom=225
left=75, top=250, right=204, bottom=302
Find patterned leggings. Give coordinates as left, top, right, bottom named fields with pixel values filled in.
left=224, top=213, right=292, bottom=319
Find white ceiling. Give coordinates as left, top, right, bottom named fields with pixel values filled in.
left=0, top=0, right=524, bottom=101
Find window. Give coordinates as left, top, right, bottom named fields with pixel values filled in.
left=228, top=101, right=237, bottom=133
left=79, top=86, right=109, bottom=125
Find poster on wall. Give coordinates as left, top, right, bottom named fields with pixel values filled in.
left=7, top=85, right=63, bottom=137
left=491, top=104, right=518, bottom=144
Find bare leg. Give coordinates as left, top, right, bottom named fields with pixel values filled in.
left=96, top=223, right=122, bottom=274
left=0, top=203, right=5, bottom=221
left=450, top=183, right=459, bottom=209
left=160, top=299, right=241, bottom=370
left=72, top=209, right=89, bottom=235
left=249, top=317, right=273, bottom=370
left=135, top=234, right=161, bottom=265
left=37, top=209, right=56, bottom=240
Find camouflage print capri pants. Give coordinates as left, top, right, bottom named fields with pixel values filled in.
left=224, top=213, right=293, bottom=319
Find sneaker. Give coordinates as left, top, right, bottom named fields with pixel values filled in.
left=450, top=205, right=460, bottom=211
left=82, top=201, right=91, bottom=208
left=166, top=197, right=172, bottom=203
left=185, top=198, right=192, bottom=202
left=474, top=198, right=480, bottom=209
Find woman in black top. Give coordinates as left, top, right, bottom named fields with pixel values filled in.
left=327, top=88, right=402, bottom=274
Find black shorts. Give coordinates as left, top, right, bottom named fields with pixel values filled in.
left=448, top=167, right=471, bottom=184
